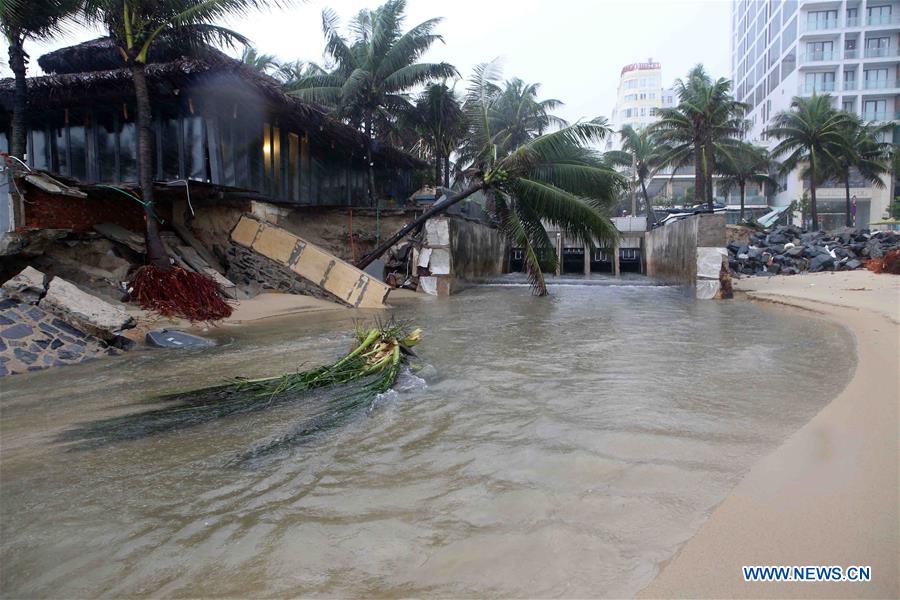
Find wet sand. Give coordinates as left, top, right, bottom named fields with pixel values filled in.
left=641, top=271, right=900, bottom=598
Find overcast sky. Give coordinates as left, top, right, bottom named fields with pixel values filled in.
left=5, top=0, right=733, bottom=124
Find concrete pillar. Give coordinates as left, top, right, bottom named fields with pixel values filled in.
left=583, top=243, right=591, bottom=276
left=555, top=232, right=562, bottom=276
left=613, top=240, right=621, bottom=277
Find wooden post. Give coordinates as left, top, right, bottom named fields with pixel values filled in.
left=583, top=242, right=590, bottom=276
left=613, top=239, right=621, bottom=277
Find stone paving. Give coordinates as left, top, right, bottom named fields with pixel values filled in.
left=0, top=296, right=118, bottom=377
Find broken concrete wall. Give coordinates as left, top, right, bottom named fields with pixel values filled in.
left=449, top=217, right=508, bottom=281
left=645, top=213, right=728, bottom=299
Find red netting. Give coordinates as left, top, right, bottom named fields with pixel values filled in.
left=130, top=266, right=233, bottom=321
left=865, top=249, right=900, bottom=275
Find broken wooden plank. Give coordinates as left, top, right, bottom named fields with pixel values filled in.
left=172, top=222, right=226, bottom=275
left=93, top=223, right=145, bottom=254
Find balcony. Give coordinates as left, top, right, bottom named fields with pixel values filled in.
left=803, top=17, right=839, bottom=31
left=866, top=13, right=900, bottom=26
left=798, top=82, right=836, bottom=94
left=863, top=47, right=899, bottom=58
left=844, top=48, right=859, bottom=58
left=846, top=16, right=861, bottom=27
left=860, top=110, right=900, bottom=121
left=862, top=78, right=896, bottom=90
left=801, top=49, right=837, bottom=62
left=843, top=80, right=858, bottom=90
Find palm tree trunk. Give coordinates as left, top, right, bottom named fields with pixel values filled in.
left=434, top=153, right=441, bottom=187
left=809, top=149, right=819, bottom=231
left=131, top=63, right=170, bottom=269
left=443, top=155, right=450, bottom=188
left=640, top=177, right=654, bottom=228
left=701, top=145, right=713, bottom=210
left=739, top=181, right=746, bottom=222
left=365, top=112, right=376, bottom=206
left=357, top=183, right=483, bottom=270
left=8, top=39, right=27, bottom=159
left=694, top=145, right=706, bottom=206
left=844, top=176, right=852, bottom=228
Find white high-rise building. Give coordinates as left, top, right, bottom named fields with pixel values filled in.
left=731, top=0, right=899, bottom=228
left=606, top=60, right=674, bottom=153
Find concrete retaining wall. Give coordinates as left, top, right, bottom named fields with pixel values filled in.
left=645, top=213, right=727, bottom=299
left=449, top=217, right=508, bottom=281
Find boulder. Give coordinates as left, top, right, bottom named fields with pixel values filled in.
left=808, top=254, right=835, bottom=272
left=39, top=277, right=134, bottom=341
left=1, top=266, right=47, bottom=304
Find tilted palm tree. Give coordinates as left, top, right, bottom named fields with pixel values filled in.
left=289, top=0, right=457, bottom=203
left=1, top=0, right=81, bottom=159
left=822, top=115, right=892, bottom=227
left=240, top=46, right=280, bottom=76
left=716, top=142, right=778, bottom=222
left=402, top=81, right=466, bottom=187
left=766, top=94, right=853, bottom=231
left=358, top=63, right=625, bottom=296
left=82, top=0, right=278, bottom=268
left=651, top=65, right=747, bottom=209
left=605, top=125, right=669, bottom=227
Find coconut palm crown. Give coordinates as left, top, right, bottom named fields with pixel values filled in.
left=288, top=0, right=458, bottom=203
left=716, top=142, right=778, bottom=223
left=766, top=94, right=854, bottom=231
left=605, top=124, right=670, bottom=227
left=650, top=65, right=748, bottom=209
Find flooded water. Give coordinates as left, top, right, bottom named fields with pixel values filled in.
left=0, top=278, right=854, bottom=598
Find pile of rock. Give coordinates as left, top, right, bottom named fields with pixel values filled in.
left=0, top=267, right=135, bottom=377
left=727, top=225, right=900, bottom=276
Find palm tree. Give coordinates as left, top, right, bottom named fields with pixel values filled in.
left=1, top=0, right=80, bottom=159
left=82, top=0, right=275, bottom=268
left=278, top=59, right=328, bottom=86
left=488, top=78, right=567, bottom=153
left=823, top=115, right=892, bottom=227
left=357, top=63, right=625, bottom=296
left=290, top=0, right=457, bottom=204
left=767, top=94, right=853, bottom=231
left=241, top=46, right=280, bottom=75
left=651, top=65, right=748, bottom=210
left=716, top=142, right=778, bottom=222
left=605, top=125, right=669, bottom=227
left=402, top=81, right=466, bottom=187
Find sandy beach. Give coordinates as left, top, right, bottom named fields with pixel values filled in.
left=640, top=270, right=900, bottom=598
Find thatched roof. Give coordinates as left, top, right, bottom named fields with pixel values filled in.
left=38, top=37, right=188, bottom=74
left=0, top=38, right=425, bottom=170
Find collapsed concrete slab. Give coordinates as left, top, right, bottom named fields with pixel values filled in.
left=39, top=277, right=135, bottom=341
left=1, top=266, right=47, bottom=304
left=230, top=215, right=390, bottom=308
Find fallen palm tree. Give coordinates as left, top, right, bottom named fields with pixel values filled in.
left=129, top=265, right=233, bottom=322
left=58, top=321, right=421, bottom=452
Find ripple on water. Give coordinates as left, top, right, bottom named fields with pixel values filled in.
left=0, top=282, right=854, bottom=597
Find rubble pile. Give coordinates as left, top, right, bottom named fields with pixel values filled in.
left=727, top=225, right=900, bottom=276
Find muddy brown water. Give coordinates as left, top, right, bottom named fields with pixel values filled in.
left=0, top=278, right=854, bottom=597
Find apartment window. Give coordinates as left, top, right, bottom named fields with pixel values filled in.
left=769, top=37, right=780, bottom=67
left=842, top=99, right=855, bottom=112
left=864, top=68, right=889, bottom=89
left=806, top=40, right=834, bottom=60
left=863, top=99, right=887, bottom=120
left=867, top=5, right=892, bottom=25
left=781, top=50, right=796, bottom=80
left=807, top=10, right=837, bottom=29
left=865, top=37, right=890, bottom=57
left=846, top=7, right=859, bottom=26
left=844, top=69, right=857, bottom=89
left=783, top=0, right=797, bottom=24
left=783, top=16, right=797, bottom=46
left=805, top=71, right=835, bottom=91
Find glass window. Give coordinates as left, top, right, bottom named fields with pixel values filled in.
left=119, top=122, right=137, bottom=182
left=28, top=130, right=50, bottom=170
left=288, top=132, right=300, bottom=203
left=183, top=116, right=207, bottom=181
left=96, top=112, right=117, bottom=182
left=159, top=118, right=181, bottom=180
left=68, top=121, right=87, bottom=181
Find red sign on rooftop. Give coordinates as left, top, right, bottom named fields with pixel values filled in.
left=621, top=62, right=661, bottom=75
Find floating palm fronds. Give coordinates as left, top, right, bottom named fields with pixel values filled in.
left=59, top=321, right=422, bottom=453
